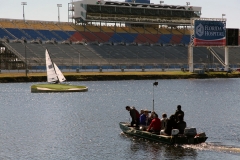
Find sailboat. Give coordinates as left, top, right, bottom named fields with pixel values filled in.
left=45, top=49, right=66, bottom=83
left=30, top=49, right=88, bottom=93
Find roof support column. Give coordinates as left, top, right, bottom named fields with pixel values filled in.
left=225, top=46, right=229, bottom=71
left=188, top=45, right=193, bottom=72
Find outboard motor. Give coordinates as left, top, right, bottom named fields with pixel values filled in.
left=171, top=129, right=179, bottom=136
left=184, top=128, right=197, bottom=144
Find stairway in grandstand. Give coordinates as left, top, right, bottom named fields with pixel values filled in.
left=1, top=19, right=240, bottom=69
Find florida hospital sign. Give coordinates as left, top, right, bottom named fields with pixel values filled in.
left=194, top=20, right=226, bottom=46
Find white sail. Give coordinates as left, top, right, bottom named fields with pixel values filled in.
left=45, top=49, right=66, bottom=83
left=54, top=63, right=66, bottom=82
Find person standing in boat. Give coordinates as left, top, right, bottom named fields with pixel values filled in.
left=147, top=113, right=161, bottom=134
left=125, top=106, right=140, bottom=128
left=176, top=114, right=187, bottom=134
left=175, top=105, right=184, bottom=121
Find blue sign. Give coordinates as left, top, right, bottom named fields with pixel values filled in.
left=194, top=20, right=226, bottom=46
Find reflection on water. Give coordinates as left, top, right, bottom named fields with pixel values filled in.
left=1, top=79, right=240, bottom=159
left=120, top=132, right=198, bottom=159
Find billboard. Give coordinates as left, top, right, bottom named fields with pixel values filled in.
left=226, top=28, right=239, bottom=46
left=194, top=20, right=226, bottom=46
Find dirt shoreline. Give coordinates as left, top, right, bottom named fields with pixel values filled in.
left=0, top=71, right=239, bottom=83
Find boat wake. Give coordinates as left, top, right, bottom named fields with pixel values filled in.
left=182, top=142, right=240, bottom=154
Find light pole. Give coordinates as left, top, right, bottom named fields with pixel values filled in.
left=137, top=52, right=139, bottom=70
left=108, top=51, right=111, bottom=65
left=57, top=4, right=62, bottom=23
left=186, top=2, right=190, bottom=6
left=160, top=1, right=164, bottom=5
left=25, top=44, right=27, bottom=76
left=153, top=82, right=158, bottom=112
left=21, top=2, right=27, bottom=21
left=222, top=14, right=226, bottom=20
left=78, top=52, right=80, bottom=72
left=163, top=52, right=165, bottom=65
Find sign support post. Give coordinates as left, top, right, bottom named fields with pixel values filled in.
left=225, top=47, right=229, bottom=71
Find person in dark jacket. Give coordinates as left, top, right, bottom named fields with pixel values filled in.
left=176, top=114, right=187, bottom=134
left=126, top=106, right=140, bottom=127
left=163, top=114, right=177, bottom=136
left=174, top=105, right=184, bottom=121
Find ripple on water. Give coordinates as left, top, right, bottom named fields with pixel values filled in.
left=0, top=80, right=240, bottom=159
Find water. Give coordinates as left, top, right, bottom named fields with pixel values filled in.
left=0, top=79, right=240, bottom=159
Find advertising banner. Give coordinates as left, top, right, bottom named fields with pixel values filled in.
left=194, top=20, right=226, bottom=46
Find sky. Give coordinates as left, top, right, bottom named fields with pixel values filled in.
left=0, top=0, right=239, bottom=28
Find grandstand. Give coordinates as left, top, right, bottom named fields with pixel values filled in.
left=0, top=0, right=240, bottom=71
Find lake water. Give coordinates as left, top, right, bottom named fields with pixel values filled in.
left=0, top=79, right=240, bottom=159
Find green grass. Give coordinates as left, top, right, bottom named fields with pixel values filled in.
left=31, top=84, right=87, bottom=90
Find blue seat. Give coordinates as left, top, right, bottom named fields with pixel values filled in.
left=38, top=30, right=60, bottom=41
left=182, top=35, right=190, bottom=44
left=23, top=29, right=43, bottom=40
left=159, top=34, right=172, bottom=44
left=118, top=33, right=138, bottom=43
left=52, top=30, right=70, bottom=40
left=109, top=33, right=124, bottom=43
left=0, top=28, right=12, bottom=39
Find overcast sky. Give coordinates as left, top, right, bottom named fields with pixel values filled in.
left=0, top=0, right=239, bottom=28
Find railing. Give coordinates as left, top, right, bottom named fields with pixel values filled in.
left=207, top=47, right=225, bottom=66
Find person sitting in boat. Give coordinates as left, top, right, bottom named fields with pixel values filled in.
left=147, top=111, right=155, bottom=125
left=125, top=106, right=140, bottom=128
left=139, top=110, right=148, bottom=126
left=174, top=105, right=184, bottom=121
left=176, top=114, right=187, bottom=134
left=161, top=114, right=177, bottom=136
left=147, top=113, right=161, bottom=135
left=161, top=113, right=168, bottom=130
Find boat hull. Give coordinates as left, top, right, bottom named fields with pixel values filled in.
left=119, top=122, right=207, bottom=145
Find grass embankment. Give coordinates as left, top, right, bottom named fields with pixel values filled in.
left=31, top=84, right=87, bottom=90
left=0, top=71, right=240, bottom=83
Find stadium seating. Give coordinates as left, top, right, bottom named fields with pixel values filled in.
left=14, top=21, right=32, bottom=29
left=131, top=27, right=145, bottom=34
left=5, top=28, right=27, bottom=39
left=79, top=31, right=102, bottom=42
left=85, top=25, right=100, bottom=32
left=159, top=34, right=172, bottom=44
left=0, top=20, right=16, bottom=28
left=100, top=26, right=113, bottom=33
left=28, top=22, right=46, bottom=30
left=171, top=35, right=183, bottom=44
left=38, top=30, right=60, bottom=41
left=159, top=28, right=171, bottom=34
left=58, top=23, right=76, bottom=31
left=43, top=23, right=61, bottom=31
left=0, top=28, right=13, bottom=39
left=2, top=19, right=240, bottom=70
left=22, top=29, right=42, bottom=40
